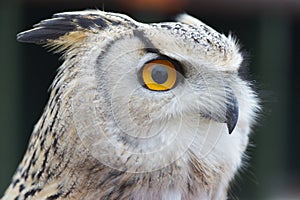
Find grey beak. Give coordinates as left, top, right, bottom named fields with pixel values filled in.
left=201, top=89, right=239, bottom=134
left=225, top=92, right=239, bottom=134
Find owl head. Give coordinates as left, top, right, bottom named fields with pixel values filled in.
left=17, top=10, right=258, bottom=175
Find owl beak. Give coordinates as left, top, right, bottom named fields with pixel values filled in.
left=225, top=92, right=239, bottom=134
left=202, top=90, right=239, bottom=134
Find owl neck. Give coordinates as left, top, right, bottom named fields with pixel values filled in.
left=3, top=84, right=228, bottom=200
left=1, top=72, right=98, bottom=198
left=3, top=120, right=227, bottom=200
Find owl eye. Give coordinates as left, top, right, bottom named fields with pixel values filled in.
left=140, top=59, right=179, bottom=91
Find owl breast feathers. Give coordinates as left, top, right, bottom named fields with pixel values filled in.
left=2, top=10, right=259, bottom=200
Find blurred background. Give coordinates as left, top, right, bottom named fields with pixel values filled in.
left=0, top=0, right=299, bottom=199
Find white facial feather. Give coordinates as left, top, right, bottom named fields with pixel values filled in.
left=66, top=12, right=259, bottom=198
left=2, top=10, right=260, bottom=200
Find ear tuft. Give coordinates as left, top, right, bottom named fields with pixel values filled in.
left=17, top=11, right=109, bottom=45
left=175, top=13, right=207, bottom=28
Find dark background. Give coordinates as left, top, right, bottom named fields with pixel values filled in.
left=0, top=0, right=299, bottom=199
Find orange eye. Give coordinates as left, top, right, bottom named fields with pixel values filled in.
left=141, top=59, right=178, bottom=91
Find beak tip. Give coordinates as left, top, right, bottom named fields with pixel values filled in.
left=225, top=93, right=239, bottom=135
left=227, top=121, right=236, bottom=134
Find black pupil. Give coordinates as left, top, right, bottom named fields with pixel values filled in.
left=151, top=65, right=168, bottom=84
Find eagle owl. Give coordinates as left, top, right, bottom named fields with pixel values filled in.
left=2, top=10, right=259, bottom=200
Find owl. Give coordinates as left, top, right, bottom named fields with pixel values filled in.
left=2, top=10, right=259, bottom=200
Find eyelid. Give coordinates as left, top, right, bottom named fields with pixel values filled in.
left=145, top=55, right=185, bottom=76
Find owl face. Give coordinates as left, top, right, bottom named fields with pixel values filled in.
left=17, top=11, right=258, bottom=174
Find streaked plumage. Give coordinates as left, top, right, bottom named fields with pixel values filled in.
left=1, top=10, right=259, bottom=200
